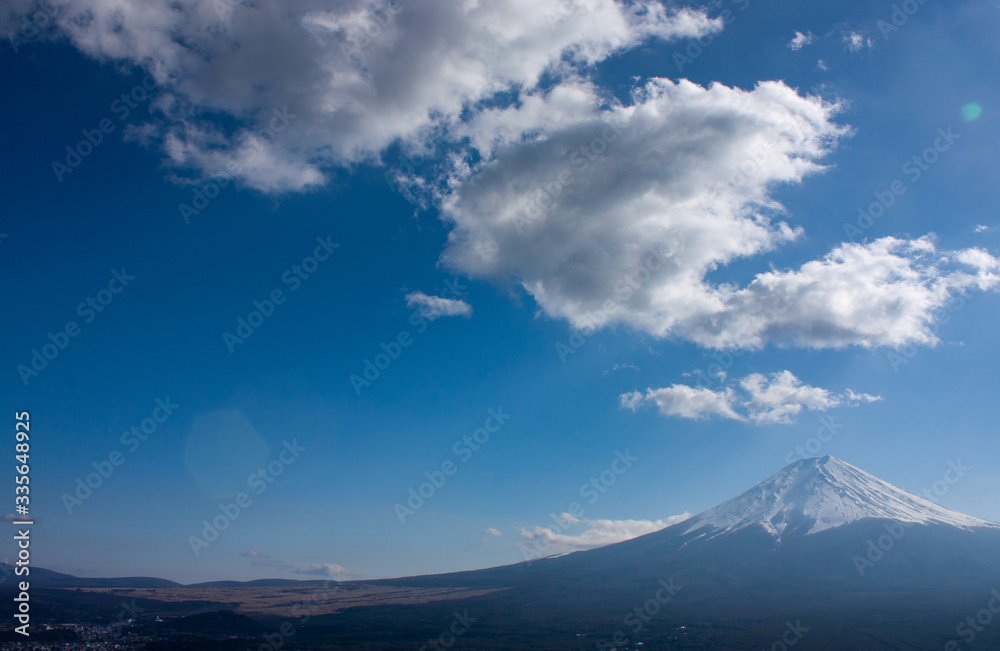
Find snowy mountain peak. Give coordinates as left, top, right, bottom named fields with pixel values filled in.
left=683, top=456, right=1000, bottom=540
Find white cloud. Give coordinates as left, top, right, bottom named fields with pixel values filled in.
left=294, top=563, right=356, bottom=579
left=621, top=385, right=743, bottom=421
left=437, top=78, right=848, bottom=340
left=739, top=370, right=880, bottom=424
left=699, top=237, right=1000, bottom=349
left=435, top=72, right=1000, bottom=350
left=484, top=527, right=503, bottom=537
left=3, top=0, right=719, bottom=191
left=405, top=291, right=472, bottom=320
left=787, top=30, right=814, bottom=51
left=623, top=370, right=881, bottom=425
left=518, top=513, right=691, bottom=554
left=976, top=225, right=990, bottom=233
left=239, top=551, right=356, bottom=578
left=844, top=31, right=873, bottom=52
left=6, top=1, right=997, bottom=356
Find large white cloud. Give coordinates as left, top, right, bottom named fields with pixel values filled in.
left=3, top=0, right=719, bottom=190
left=622, top=370, right=882, bottom=424
left=7, top=0, right=999, bottom=353
left=434, top=75, right=1000, bottom=350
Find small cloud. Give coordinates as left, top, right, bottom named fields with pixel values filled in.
left=844, top=31, right=873, bottom=52
left=622, top=370, right=880, bottom=425
left=622, top=385, right=744, bottom=421
left=294, top=563, right=357, bottom=579
left=787, top=31, right=815, bottom=51
left=485, top=527, right=503, bottom=537
left=684, top=368, right=725, bottom=381
left=240, top=551, right=356, bottom=579
left=604, top=363, right=639, bottom=375
left=619, top=390, right=646, bottom=412
left=817, top=59, right=829, bottom=71
left=518, top=514, right=692, bottom=555
left=976, top=225, right=989, bottom=233
left=405, top=291, right=473, bottom=321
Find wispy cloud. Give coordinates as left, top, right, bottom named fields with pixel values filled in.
left=406, top=291, right=473, bottom=321
left=787, top=31, right=815, bottom=51
left=844, top=30, right=873, bottom=51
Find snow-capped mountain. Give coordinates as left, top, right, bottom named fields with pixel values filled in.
left=682, top=455, right=999, bottom=541
left=23, top=457, right=1000, bottom=649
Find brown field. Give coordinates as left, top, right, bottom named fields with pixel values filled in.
left=66, top=584, right=505, bottom=618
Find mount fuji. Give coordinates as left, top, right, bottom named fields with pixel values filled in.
left=10, top=457, right=1000, bottom=649
left=684, top=455, right=997, bottom=539
left=378, top=456, right=1000, bottom=648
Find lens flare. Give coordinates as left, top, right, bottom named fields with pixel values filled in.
left=961, top=103, right=983, bottom=122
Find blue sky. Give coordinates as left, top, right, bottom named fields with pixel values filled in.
left=2, top=0, right=999, bottom=583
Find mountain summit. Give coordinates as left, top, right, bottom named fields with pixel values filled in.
left=681, top=455, right=998, bottom=541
